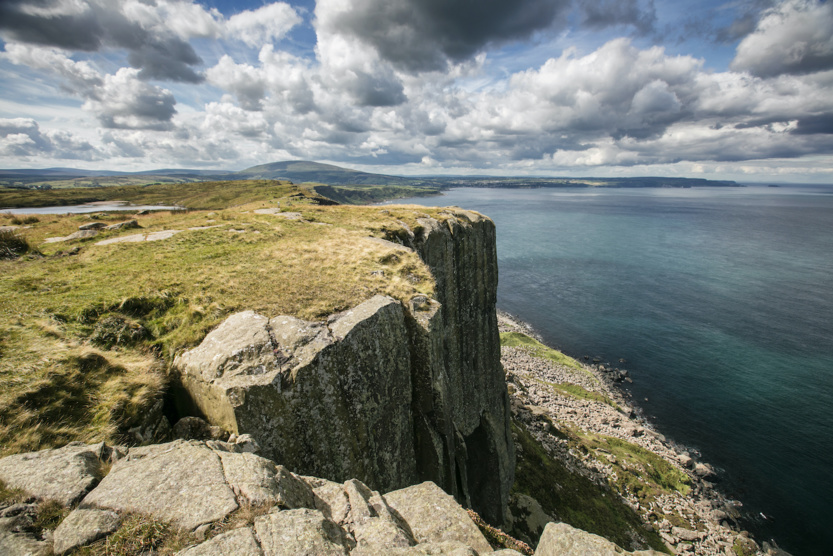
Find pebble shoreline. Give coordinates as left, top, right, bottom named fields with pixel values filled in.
left=498, top=311, right=788, bottom=556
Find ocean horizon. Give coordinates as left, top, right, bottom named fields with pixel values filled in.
left=393, top=184, right=833, bottom=556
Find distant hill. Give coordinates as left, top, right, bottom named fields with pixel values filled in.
left=234, top=160, right=436, bottom=187
left=0, top=160, right=742, bottom=193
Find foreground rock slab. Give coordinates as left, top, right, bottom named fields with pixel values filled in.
left=177, top=527, right=263, bottom=556
left=535, top=521, right=662, bottom=556
left=0, top=442, right=105, bottom=505
left=80, top=440, right=238, bottom=531
left=52, top=508, right=119, bottom=555
left=384, top=482, right=492, bottom=554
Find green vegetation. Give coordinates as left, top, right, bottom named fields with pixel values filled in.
left=0, top=174, right=208, bottom=191
left=0, top=183, right=458, bottom=455
left=0, top=228, right=35, bottom=259
left=312, top=183, right=440, bottom=204
left=511, top=422, right=668, bottom=552
left=500, top=332, right=593, bottom=378
left=234, top=160, right=437, bottom=188
left=578, top=432, right=691, bottom=500
left=529, top=377, right=619, bottom=410
left=466, top=508, right=533, bottom=555
left=0, top=179, right=311, bottom=209
left=0, top=479, right=28, bottom=505
left=75, top=513, right=190, bottom=555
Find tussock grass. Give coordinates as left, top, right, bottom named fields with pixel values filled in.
left=0, top=179, right=306, bottom=210
left=578, top=432, right=691, bottom=499
left=0, top=479, right=29, bottom=505
left=500, top=332, right=594, bottom=379
left=75, top=513, right=191, bottom=555
left=0, top=322, right=166, bottom=456
left=529, top=377, right=620, bottom=410
left=0, top=228, right=32, bottom=259
left=511, top=422, right=668, bottom=552
left=0, top=184, right=456, bottom=455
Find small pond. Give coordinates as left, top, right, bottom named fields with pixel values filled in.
left=1, top=202, right=183, bottom=214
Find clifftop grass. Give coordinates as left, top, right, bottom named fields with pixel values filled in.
left=0, top=181, right=461, bottom=456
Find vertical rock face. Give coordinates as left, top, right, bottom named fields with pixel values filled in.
left=408, top=210, right=514, bottom=525
left=173, top=208, right=514, bottom=524
left=175, top=295, right=416, bottom=494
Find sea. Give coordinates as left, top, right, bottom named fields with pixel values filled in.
left=392, top=185, right=833, bottom=556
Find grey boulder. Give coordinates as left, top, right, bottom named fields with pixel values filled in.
left=0, top=442, right=105, bottom=505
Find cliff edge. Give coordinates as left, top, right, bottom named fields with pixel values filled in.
left=172, top=208, right=514, bottom=525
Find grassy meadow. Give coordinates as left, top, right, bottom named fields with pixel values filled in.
left=0, top=180, right=449, bottom=456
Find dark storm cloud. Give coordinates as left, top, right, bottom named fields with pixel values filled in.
left=731, top=0, right=833, bottom=77
left=344, top=70, right=407, bottom=107
left=715, top=0, right=776, bottom=43
left=324, top=0, right=571, bottom=72
left=578, top=0, right=656, bottom=34
left=0, top=0, right=204, bottom=82
left=792, top=114, right=833, bottom=134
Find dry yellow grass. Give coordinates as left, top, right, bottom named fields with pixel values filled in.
left=0, top=185, right=461, bottom=455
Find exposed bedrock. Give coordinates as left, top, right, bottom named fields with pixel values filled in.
left=173, top=209, right=514, bottom=525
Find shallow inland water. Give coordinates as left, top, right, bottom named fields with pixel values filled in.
left=394, top=185, right=833, bottom=556
left=2, top=202, right=181, bottom=214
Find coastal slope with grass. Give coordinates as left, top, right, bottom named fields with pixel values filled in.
left=500, top=314, right=765, bottom=556
left=0, top=179, right=769, bottom=555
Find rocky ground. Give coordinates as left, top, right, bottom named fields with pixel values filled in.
left=498, top=312, right=789, bottom=556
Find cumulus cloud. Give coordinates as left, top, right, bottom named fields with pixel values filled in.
left=315, top=0, right=571, bottom=72
left=0, top=118, right=99, bottom=160
left=87, top=68, right=177, bottom=130
left=3, top=44, right=176, bottom=130
left=226, top=3, right=302, bottom=47
left=0, top=1, right=301, bottom=84
left=578, top=0, right=656, bottom=34
left=0, top=0, right=204, bottom=82
left=731, top=0, right=833, bottom=77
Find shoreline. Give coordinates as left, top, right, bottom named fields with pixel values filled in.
left=497, top=309, right=788, bottom=556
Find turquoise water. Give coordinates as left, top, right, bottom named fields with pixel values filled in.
left=395, top=186, right=833, bottom=556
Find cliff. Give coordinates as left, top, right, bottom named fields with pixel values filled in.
left=172, top=208, right=514, bottom=525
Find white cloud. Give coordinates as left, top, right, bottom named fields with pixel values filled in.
left=86, top=68, right=177, bottom=130
left=0, top=118, right=99, bottom=160
left=226, top=3, right=302, bottom=47
left=732, top=0, right=833, bottom=77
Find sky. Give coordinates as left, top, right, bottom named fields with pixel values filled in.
left=1, top=0, right=832, bottom=182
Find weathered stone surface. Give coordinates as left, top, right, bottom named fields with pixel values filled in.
left=216, top=451, right=314, bottom=508
left=384, top=482, right=491, bottom=554
left=254, top=508, right=350, bottom=555
left=52, top=508, right=119, bottom=555
left=0, top=527, right=50, bottom=556
left=0, top=442, right=104, bottom=505
left=44, top=229, right=100, bottom=243
left=535, top=522, right=663, bottom=556
left=313, top=479, right=352, bottom=523
left=104, top=220, right=139, bottom=231
left=126, top=398, right=171, bottom=445
left=173, top=209, right=514, bottom=523
left=342, top=479, right=414, bottom=550
left=79, top=222, right=106, bottom=230
left=173, top=416, right=215, bottom=440
left=507, top=492, right=555, bottom=546
left=81, top=440, right=238, bottom=531
left=353, top=541, right=479, bottom=555
left=175, top=295, right=416, bottom=493
left=94, top=230, right=182, bottom=245
left=671, top=527, right=704, bottom=542
left=409, top=211, right=514, bottom=525
left=177, top=526, right=263, bottom=556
